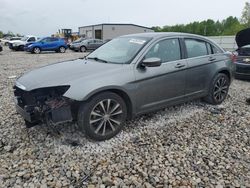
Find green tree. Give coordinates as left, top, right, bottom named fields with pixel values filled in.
left=222, top=16, right=244, bottom=35
left=151, top=26, right=161, bottom=32
left=152, top=16, right=245, bottom=36
left=0, top=31, right=3, bottom=38
left=241, top=2, right=250, bottom=27
left=6, top=31, right=15, bottom=37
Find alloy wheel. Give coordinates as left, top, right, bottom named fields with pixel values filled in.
left=89, top=99, right=123, bottom=136
left=213, top=76, right=229, bottom=103
left=80, top=46, right=86, bottom=52
left=59, top=47, right=66, bottom=53
left=34, top=47, right=40, bottom=54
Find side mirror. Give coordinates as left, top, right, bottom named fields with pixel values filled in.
left=141, top=57, right=161, bottom=67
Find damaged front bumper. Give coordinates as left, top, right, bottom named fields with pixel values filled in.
left=14, top=85, right=74, bottom=127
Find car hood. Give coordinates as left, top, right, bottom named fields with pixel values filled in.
left=9, top=40, right=25, bottom=44
left=16, top=58, right=126, bottom=91
left=235, top=28, right=250, bottom=48
left=71, top=42, right=82, bottom=47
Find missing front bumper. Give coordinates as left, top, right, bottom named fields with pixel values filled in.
left=15, top=103, right=73, bottom=126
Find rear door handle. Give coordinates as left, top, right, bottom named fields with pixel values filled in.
left=209, top=57, right=216, bottom=61
left=175, top=63, right=185, bottom=68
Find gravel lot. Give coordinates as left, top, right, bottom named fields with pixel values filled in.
left=0, top=46, right=250, bottom=188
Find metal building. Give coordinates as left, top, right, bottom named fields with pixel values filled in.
left=78, top=23, right=154, bottom=40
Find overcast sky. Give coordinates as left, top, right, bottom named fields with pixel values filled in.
left=0, top=0, right=247, bottom=36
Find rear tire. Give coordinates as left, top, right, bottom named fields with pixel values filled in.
left=78, top=92, right=127, bottom=141
left=203, top=73, right=230, bottom=105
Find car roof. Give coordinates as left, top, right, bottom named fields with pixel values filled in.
left=25, top=35, right=37, bottom=38
left=121, top=32, right=210, bottom=40
left=41, top=37, right=61, bottom=39
left=119, top=32, right=224, bottom=52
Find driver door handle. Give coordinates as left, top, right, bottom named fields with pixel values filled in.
left=209, top=57, right=216, bottom=61
left=175, top=63, right=185, bottom=68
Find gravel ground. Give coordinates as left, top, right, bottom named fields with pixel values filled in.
left=0, top=46, right=250, bottom=188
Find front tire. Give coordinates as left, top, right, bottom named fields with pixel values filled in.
left=33, top=47, right=41, bottom=54
left=19, top=45, right=24, bottom=51
left=59, top=46, right=66, bottom=53
left=78, top=92, right=127, bottom=141
left=203, top=73, right=230, bottom=105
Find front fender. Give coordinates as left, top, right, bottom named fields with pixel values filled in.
left=63, top=66, right=136, bottom=101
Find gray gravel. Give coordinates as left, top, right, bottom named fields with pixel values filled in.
left=0, top=46, right=250, bottom=188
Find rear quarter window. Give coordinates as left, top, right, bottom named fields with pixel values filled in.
left=211, top=45, right=222, bottom=54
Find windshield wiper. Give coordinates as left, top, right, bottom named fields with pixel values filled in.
left=87, top=57, right=108, bottom=63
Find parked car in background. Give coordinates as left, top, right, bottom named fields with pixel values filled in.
left=0, top=37, right=11, bottom=45
left=0, top=44, right=2, bottom=52
left=5, top=37, right=22, bottom=46
left=24, top=37, right=68, bottom=54
left=235, top=28, right=250, bottom=80
left=69, top=38, right=104, bottom=52
left=0, top=37, right=22, bottom=46
left=68, top=37, right=85, bottom=48
left=9, top=35, right=38, bottom=51
left=14, top=32, right=235, bottom=141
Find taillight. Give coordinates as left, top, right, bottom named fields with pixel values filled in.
left=230, top=52, right=237, bottom=63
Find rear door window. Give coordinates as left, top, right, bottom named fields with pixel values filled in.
left=185, top=39, right=208, bottom=58
left=211, top=45, right=222, bottom=54
left=145, top=38, right=181, bottom=63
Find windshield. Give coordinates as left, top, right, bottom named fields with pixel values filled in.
left=242, top=44, right=250, bottom=48
left=21, top=36, right=28, bottom=41
left=37, top=37, right=47, bottom=42
left=87, top=36, right=151, bottom=64
left=73, top=38, right=84, bottom=43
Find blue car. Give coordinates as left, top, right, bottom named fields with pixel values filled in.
left=24, top=37, right=68, bottom=54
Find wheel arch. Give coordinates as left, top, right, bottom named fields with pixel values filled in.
left=83, top=88, right=133, bottom=120
left=217, top=69, right=231, bottom=83
left=80, top=45, right=87, bottom=50
left=33, top=46, right=41, bottom=49
left=32, top=46, right=41, bottom=52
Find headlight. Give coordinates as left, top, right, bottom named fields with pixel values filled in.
left=28, top=44, right=32, bottom=47
left=34, top=86, right=70, bottom=96
left=15, top=81, right=27, bottom=90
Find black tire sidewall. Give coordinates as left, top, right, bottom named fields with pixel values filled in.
left=19, top=45, right=24, bottom=51
left=206, top=73, right=230, bottom=105
left=59, top=46, right=66, bottom=53
left=80, top=46, right=86, bottom=52
left=78, top=92, right=127, bottom=141
left=33, top=47, right=40, bottom=54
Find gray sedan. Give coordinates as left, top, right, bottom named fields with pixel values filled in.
left=14, top=32, right=235, bottom=141
left=69, top=38, right=104, bottom=52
